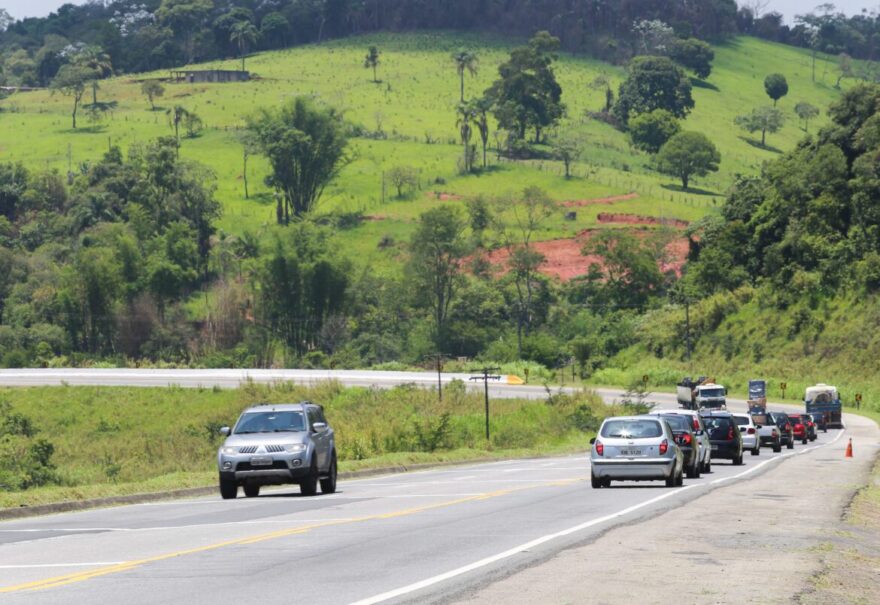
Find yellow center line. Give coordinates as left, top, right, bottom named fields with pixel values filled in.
left=0, top=477, right=586, bottom=594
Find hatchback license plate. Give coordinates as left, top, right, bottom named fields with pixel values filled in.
left=619, top=449, right=643, bottom=456
left=711, top=445, right=719, bottom=451
left=250, top=456, right=272, bottom=466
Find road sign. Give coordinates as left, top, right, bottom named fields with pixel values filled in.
left=642, top=374, right=649, bottom=384
left=780, top=382, right=787, bottom=399
left=856, top=393, right=863, bottom=401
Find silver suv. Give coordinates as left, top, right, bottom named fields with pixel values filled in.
left=217, top=402, right=337, bottom=499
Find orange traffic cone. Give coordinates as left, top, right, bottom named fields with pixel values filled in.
left=845, top=438, right=853, bottom=458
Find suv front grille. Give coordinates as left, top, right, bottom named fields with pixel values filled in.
left=265, top=445, right=285, bottom=453
left=238, top=446, right=258, bottom=454
left=236, top=461, right=289, bottom=471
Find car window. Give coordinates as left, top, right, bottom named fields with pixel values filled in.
left=660, top=415, right=688, bottom=431
left=699, top=387, right=725, bottom=398
left=234, top=411, right=305, bottom=434
left=703, top=417, right=734, bottom=438
left=732, top=416, right=750, bottom=426
left=600, top=419, right=663, bottom=439
left=752, top=414, right=769, bottom=425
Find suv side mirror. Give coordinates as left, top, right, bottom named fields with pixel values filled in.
left=219, top=426, right=231, bottom=436
left=589, top=437, right=596, bottom=445
left=756, top=424, right=762, bottom=429
left=312, top=422, right=327, bottom=433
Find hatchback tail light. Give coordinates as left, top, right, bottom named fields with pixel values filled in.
left=772, top=429, right=778, bottom=437
left=747, top=428, right=756, bottom=434
left=681, top=433, right=692, bottom=446
left=659, top=439, right=668, bottom=455
left=692, top=417, right=700, bottom=431
left=728, top=427, right=735, bottom=440
left=595, top=441, right=604, bottom=456
left=785, top=423, right=791, bottom=431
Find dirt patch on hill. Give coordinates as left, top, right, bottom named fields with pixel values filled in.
left=428, top=192, right=464, bottom=201
left=597, top=212, right=689, bottom=228
left=561, top=192, right=639, bottom=207
left=482, top=228, right=689, bottom=281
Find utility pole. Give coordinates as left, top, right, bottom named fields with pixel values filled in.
left=425, top=352, right=450, bottom=402
left=470, top=367, right=500, bottom=441
left=685, top=298, right=692, bottom=363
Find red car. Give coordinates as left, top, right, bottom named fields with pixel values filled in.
left=787, top=414, right=810, bottom=444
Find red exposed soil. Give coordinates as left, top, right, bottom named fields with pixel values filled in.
left=561, top=192, right=639, bottom=207
left=597, top=212, right=689, bottom=228
left=363, top=214, right=388, bottom=221
left=482, top=228, right=689, bottom=281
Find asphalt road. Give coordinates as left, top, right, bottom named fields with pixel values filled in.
left=0, top=369, right=851, bottom=605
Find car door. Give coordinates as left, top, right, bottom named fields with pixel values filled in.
left=308, top=406, right=329, bottom=470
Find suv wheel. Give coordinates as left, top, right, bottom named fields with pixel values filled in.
left=320, top=453, right=338, bottom=494
left=300, top=458, right=319, bottom=496
left=243, top=484, right=260, bottom=498
left=773, top=439, right=782, bottom=453
left=751, top=445, right=760, bottom=456
left=733, top=453, right=744, bottom=466
left=591, top=473, right=602, bottom=489
left=219, top=477, right=237, bottom=500
left=787, top=440, right=794, bottom=450
left=665, top=471, right=676, bottom=488
left=686, top=457, right=700, bottom=479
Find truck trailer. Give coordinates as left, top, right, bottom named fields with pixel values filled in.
left=805, top=384, right=843, bottom=429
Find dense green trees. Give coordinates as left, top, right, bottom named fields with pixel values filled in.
left=247, top=97, right=349, bottom=222
left=668, top=38, right=715, bottom=79
left=486, top=31, right=565, bottom=144
left=613, top=56, right=694, bottom=124
left=628, top=109, right=681, bottom=153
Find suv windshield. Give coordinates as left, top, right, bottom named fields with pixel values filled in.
left=601, top=419, right=662, bottom=439
left=660, top=415, right=688, bottom=431
left=703, top=417, right=734, bottom=438
left=235, top=411, right=305, bottom=434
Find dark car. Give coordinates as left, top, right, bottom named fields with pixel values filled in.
left=657, top=413, right=701, bottom=478
left=699, top=410, right=744, bottom=465
left=808, top=412, right=828, bottom=434
left=787, top=414, right=811, bottom=444
left=769, top=412, right=795, bottom=449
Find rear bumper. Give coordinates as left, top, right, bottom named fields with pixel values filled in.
left=742, top=434, right=758, bottom=449
left=591, top=458, right=676, bottom=480
left=709, top=442, right=740, bottom=459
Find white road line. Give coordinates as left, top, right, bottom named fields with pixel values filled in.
left=0, top=563, right=128, bottom=569
left=0, top=519, right=359, bottom=533
left=349, top=429, right=847, bottom=605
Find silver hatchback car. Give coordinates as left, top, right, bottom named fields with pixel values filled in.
left=217, top=402, right=337, bottom=499
left=590, top=415, right=684, bottom=488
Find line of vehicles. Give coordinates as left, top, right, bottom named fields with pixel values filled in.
left=590, top=380, right=843, bottom=488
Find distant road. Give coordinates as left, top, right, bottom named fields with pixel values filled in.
left=0, top=368, right=686, bottom=406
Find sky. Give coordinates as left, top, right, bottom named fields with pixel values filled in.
left=1, top=0, right=877, bottom=22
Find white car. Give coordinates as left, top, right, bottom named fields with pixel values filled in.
left=731, top=412, right=760, bottom=455
left=649, top=409, right=713, bottom=473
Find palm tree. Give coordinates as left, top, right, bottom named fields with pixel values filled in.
left=74, top=46, right=113, bottom=105
left=230, top=21, right=259, bottom=72
left=166, top=105, right=191, bottom=153
left=452, top=50, right=478, bottom=102
left=364, top=46, right=380, bottom=83
left=456, top=102, right=475, bottom=173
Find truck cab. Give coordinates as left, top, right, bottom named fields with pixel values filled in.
left=695, top=383, right=727, bottom=410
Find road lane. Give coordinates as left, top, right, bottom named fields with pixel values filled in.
left=0, top=426, right=846, bottom=605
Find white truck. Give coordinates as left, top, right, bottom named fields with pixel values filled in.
left=677, top=377, right=727, bottom=410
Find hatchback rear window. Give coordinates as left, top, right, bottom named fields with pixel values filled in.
left=752, top=414, right=769, bottom=425
left=732, top=416, right=750, bottom=426
left=659, top=415, right=688, bottom=431
left=600, top=419, right=663, bottom=439
left=703, top=417, right=734, bottom=438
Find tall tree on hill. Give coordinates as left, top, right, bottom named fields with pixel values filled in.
left=656, top=131, right=721, bottom=190
left=141, top=81, right=165, bottom=111
left=452, top=49, right=478, bottom=102
left=486, top=31, right=565, bottom=144
left=247, top=97, right=349, bottom=222
left=166, top=105, right=191, bottom=150
left=735, top=106, right=784, bottom=146
left=456, top=102, right=476, bottom=173
left=51, top=64, right=95, bottom=129
left=364, top=46, right=380, bottom=82
left=795, top=101, right=820, bottom=133
left=230, top=21, right=259, bottom=72
left=471, top=97, right=492, bottom=169
left=260, top=12, right=290, bottom=49
left=408, top=207, right=467, bottom=350
left=156, top=0, right=214, bottom=64
left=73, top=46, right=112, bottom=105
left=613, top=56, right=694, bottom=124
left=493, top=186, right=554, bottom=357
left=764, top=73, right=788, bottom=106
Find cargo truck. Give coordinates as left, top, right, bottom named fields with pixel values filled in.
left=747, top=379, right=767, bottom=411
left=677, top=377, right=727, bottom=410
left=805, top=384, right=843, bottom=429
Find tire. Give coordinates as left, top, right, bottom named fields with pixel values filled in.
left=675, top=468, right=684, bottom=486
left=243, top=484, right=260, bottom=498
left=591, top=473, right=602, bottom=489
left=802, top=438, right=808, bottom=445
left=300, top=458, right=319, bottom=496
left=686, top=456, right=700, bottom=479
left=733, top=453, right=744, bottom=466
left=320, top=453, right=338, bottom=494
left=787, top=440, right=794, bottom=450
left=666, top=471, right=676, bottom=488
left=773, top=441, right=782, bottom=453
left=704, top=458, right=711, bottom=473
left=751, top=446, right=760, bottom=456
left=219, top=477, right=237, bottom=500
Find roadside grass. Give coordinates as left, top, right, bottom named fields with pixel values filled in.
left=0, top=33, right=847, bottom=280
left=0, top=382, right=606, bottom=508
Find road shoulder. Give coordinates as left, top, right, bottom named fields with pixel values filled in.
left=452, top=413, right=879, bottom=605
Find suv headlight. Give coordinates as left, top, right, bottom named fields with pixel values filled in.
left=284, top=443, right=307, bottom=453
left=220, top=446, right=237, bottom=455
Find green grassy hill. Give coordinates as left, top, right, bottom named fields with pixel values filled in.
left=0, top=33, right=846, bottom=272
